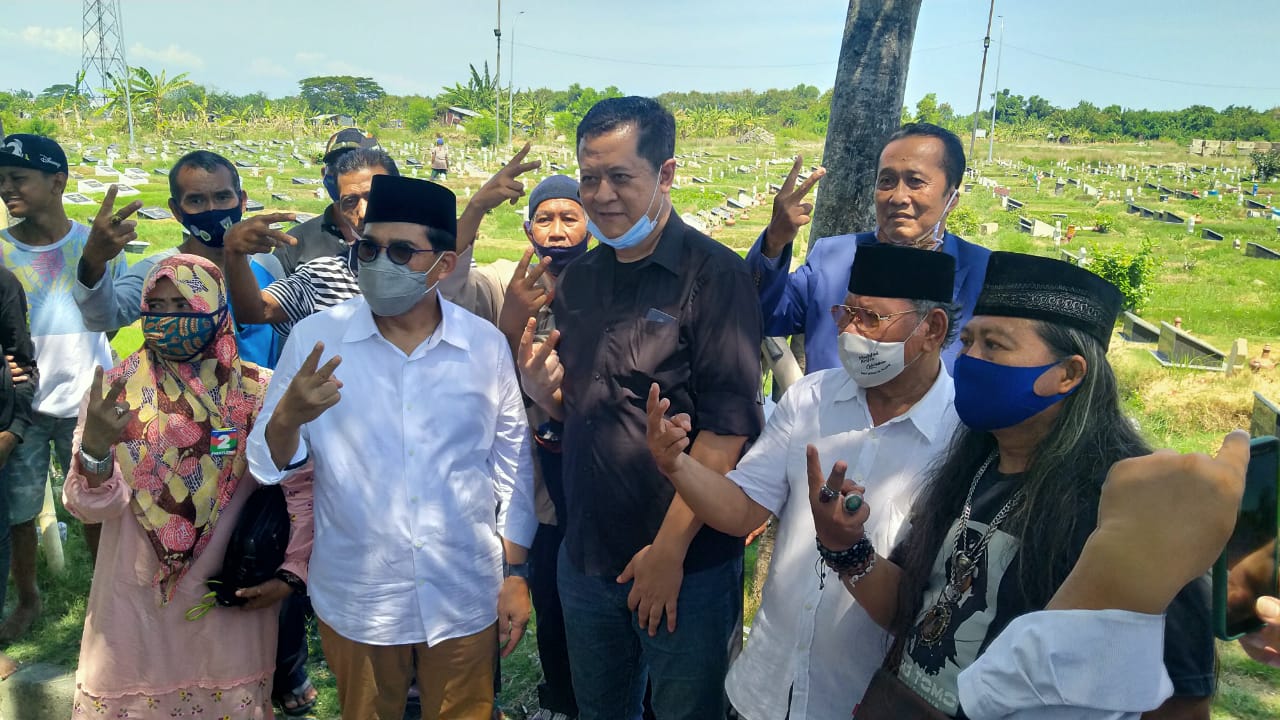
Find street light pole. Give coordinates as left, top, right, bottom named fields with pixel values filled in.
left=987, top=15, right=1004, bottom=163
left=494, top=0, right=502, bottom=146
left=968, top=0, right=996, bottom=163
left=509, top=10, right=524, bottom=146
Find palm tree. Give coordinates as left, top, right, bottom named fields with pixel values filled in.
left=440, top=63, right=498, bottom=115
left=129, top=67, right=193, bottom=128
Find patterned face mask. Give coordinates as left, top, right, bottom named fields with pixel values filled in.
left=141, top=308, right=228, bottom=362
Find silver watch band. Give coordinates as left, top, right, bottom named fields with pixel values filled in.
left=78, top=447, right=113, bottom=475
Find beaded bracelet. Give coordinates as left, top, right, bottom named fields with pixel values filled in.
left=815, top=535, right=876, bottom=587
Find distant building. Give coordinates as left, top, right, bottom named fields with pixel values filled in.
left=442, top=106, right=481, bottom=127
left=309, top=113, right=356, bottom=127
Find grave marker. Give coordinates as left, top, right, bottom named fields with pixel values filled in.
left=1152, top=322, right=1227, bottom=371
left=1245, top=242, right=1280, bottom=260
left=1120, top=311, right=1159, bottom=343
left=1201, top=228, right=1224, bottom=241
left=1252, top=392, right=1280, bottom=437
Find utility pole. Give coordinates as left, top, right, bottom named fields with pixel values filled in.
left=494, top=0, right=502, bottom=146
left=968, top=0, right=995, bottom=163
left=509, top=10, right=524, bottom=146
left=81, top=0, right=134, bottom=148
left=987, top=15, right=1004, bottom=163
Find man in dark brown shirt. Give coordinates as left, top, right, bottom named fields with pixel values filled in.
left=519, top=96, right=764, bottom=720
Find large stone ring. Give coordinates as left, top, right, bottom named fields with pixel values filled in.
left=843, top=494, right=864, bottom=514
left=113, top=405, right=127, bottom=418
left=818, top=486, right=838, bottom=504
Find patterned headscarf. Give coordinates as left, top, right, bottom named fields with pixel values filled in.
left=107, top=254, right=271, bottom=603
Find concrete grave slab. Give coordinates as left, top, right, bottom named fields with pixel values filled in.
left=245, top=199, right=265, bottom=212
left=1201, top=228, right=1224, bottom=241
left=62, top=193, right=96, bottom=205
left=1245, top=242, right=1280, bottom=260
left=138, top=207, right=173, bottom=220
left=1151, top=322, right=1227, bottom=371
left=1252, top=392, right=1280, bottom=438
left=1120, top=311, right=1159, bottom=343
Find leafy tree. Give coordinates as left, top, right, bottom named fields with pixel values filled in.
left=299, top=75, right=386, bottom=116
left=407, top=98, right=437, bottom=133
left=914, top=93, right=941, bottom=125
left=128, top=67, right=193, bottom=127
left=1252, top=149, right=1280, bottom=180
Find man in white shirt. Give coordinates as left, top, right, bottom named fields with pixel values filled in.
left=247, top=174, right=538, bottom=720
left=0, top=133, right=129, bottom=639
left=646, top=243, right=961, bottom=718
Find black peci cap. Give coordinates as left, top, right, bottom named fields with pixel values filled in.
left=848, top=243, right=956, bottom=303
left=973, top=251, right=1125, bottom=350
left=364, top=174, right=458, bottom=248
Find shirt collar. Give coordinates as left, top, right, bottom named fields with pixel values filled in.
left=602, top=209, right=685, bottom=275
left=342, top=295, right=472, bottom=353
left=831, top=361, right=955, bottom=443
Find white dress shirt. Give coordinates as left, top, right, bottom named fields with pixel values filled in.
left=724, top=366, right=959, bottom=720
left=247, top=295, right=538, bottom=646
left=958, top=610, right=1174, bottom=720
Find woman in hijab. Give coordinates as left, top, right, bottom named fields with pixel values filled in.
left=63, top=254, right=312, bottom=719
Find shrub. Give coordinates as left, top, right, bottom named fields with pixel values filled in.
left=464, top=115, right=496, bottom=147
left=1091, top=212, right=1116, bottom=233
left=947, top=205, right=979, bottom=235
left=1088, top=238, right=1156, bottom=311
left=19, top=117, right=57, bottom=138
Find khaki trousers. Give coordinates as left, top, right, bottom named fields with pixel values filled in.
left=318, top=619, right=496, bottom=720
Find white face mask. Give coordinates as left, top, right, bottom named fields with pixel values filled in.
left=837, top=318, right=925, bottom=388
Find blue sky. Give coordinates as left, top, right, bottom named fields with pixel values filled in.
left=2, top=0, right=1277, bottom=111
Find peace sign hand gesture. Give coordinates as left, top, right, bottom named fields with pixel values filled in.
left=224, top=212, right=298, bottom=256
left=497, top=248, right=553, bottom=342
left=81, top=366, right=132, bottom=461
left=277, top=343, right=343, bottom=429
left=83, top=184, right=144, bottom=268
left=471, top=142, right=543, bottom=214
left=763, top=156, right=826, bottom=258
left=517, top=318, right=563, bottom=415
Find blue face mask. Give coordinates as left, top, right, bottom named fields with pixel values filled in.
left=527, top=223, right=590, bottom=276
left=181, top=206, right=243, bottom=248
left=323, top=172, right=340, bottom=203
left=586, top=175, right=664, bottom=251
left=952, top=354, right=1077, bottom=432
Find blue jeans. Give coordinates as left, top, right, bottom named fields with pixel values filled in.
left=8, top=412, right=75, bottom=525
left=0, top=464, right=11, bottom=613
left=557, top=546, right=741, bottom=720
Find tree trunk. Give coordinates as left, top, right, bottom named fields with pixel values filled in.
left=809, top=0, right=924, bottom=250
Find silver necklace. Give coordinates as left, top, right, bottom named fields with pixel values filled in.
left=917, top=451, right=1024, bottom=646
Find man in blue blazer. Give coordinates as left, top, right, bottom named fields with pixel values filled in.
left=747, top=123, right=990, bottom=372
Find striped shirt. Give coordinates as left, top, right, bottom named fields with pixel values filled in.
left=263, top=255, right=360, bottom=337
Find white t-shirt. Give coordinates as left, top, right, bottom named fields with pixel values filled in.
left=2, top=222, right=122, bottom=418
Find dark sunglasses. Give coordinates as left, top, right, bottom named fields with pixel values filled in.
left=355, top=239, right=436, bottom=266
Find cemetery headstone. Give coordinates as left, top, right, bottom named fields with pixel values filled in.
left=1120, top=311, right=1159, bottom=343
left=1251, top=392, right=1280, bottom=438
left=1245, top=242, right=1280, bottom=260
left=1152, top=322, right=1228, bottom=371
left=138, top=207, right=173, bottom=220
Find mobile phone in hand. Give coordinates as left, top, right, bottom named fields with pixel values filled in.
left=1214, top=435, right=1280, bottom=640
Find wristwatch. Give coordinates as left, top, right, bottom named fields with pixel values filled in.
left=504, top=562, right=530, bottom=580
left=78, top=446, right=113, bottom=475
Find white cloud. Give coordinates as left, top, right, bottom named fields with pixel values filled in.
left=294, top=51, right=325, bottom=66
left=249, top=57, right=291, bottom=79
left=4, top=26, right=81, bottom=55
left=128, top=42, right=204, bottom=70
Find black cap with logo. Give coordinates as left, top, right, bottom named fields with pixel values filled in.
left=0, top=134, right=69, bottom=174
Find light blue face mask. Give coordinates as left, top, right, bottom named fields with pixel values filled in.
left=586, top=174, right=665, bottom=251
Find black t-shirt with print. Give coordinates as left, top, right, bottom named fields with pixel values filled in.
left=894, top=464, right=1214, bottom=718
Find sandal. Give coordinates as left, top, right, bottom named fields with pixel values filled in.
left=273, top=676, right=318, bottom=717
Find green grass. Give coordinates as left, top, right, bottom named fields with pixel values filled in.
left=10, top=129, right=1280, bottom=718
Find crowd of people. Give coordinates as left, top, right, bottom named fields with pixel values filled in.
left=0, top=95, right=1275, bottom=720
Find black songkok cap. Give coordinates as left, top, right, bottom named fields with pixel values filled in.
left=848, top=243, right=956, bottom=303
left=365, top=174, right=457, bottom=249
left=974, top=251, right=1124, bottom=350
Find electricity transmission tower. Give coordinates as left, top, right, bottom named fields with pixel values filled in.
left=81, top=0, right=135, bottom=145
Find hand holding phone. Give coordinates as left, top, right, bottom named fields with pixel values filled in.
left=1213, top=436, right=1280, bottom=640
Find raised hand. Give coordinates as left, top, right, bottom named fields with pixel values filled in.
left=517, top=318, right=563, bottom=413
left=806, top=444, right=868, bottom=552
left=277, top=343, right=343, bottom=428
left=763, top=156, right=826, bottom=257
left=83, top=184, right=144, bottom=267
left=224, top=212, right=298, bottom=256
left=646, top=383, right=692, bottom=478
left=497, top=248, right=552, bottom=342
left=471, top=142, right=543, bottom=214
left=81, top=366, right=132, bottom=460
